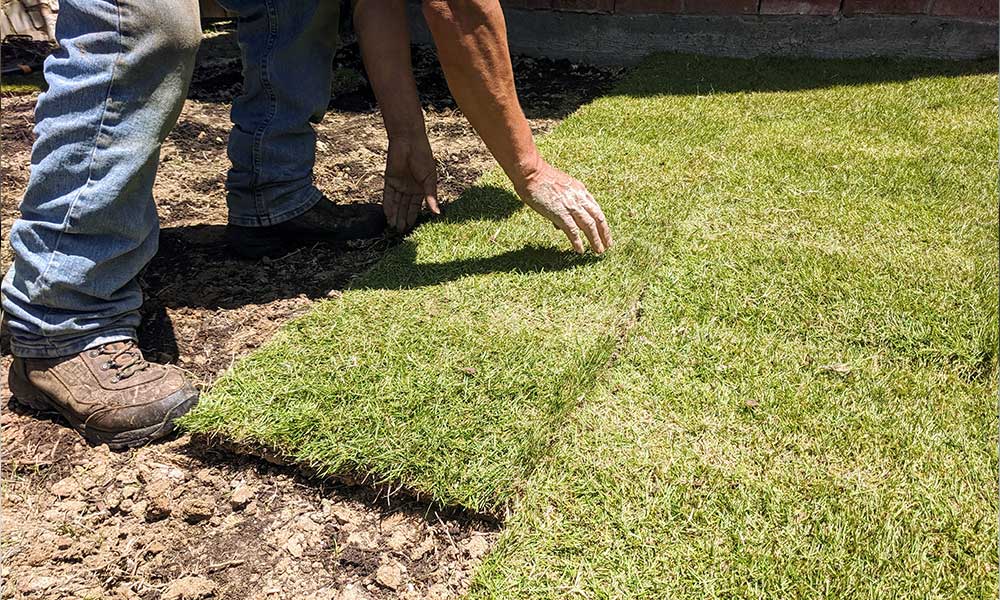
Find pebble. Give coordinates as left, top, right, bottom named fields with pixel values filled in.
left=144, top=496, right=170, bottom=522
left=284, top=536, right=304, bottom=558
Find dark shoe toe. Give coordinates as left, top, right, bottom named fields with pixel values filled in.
left=227, top=199, right=386, bottom=259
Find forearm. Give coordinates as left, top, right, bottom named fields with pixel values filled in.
left=353, top=0, right=425, bottom=140
left=422, top=0, right=541, bottom=197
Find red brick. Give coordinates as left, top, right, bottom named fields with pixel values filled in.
left=760, top=0, right=842, bottom=15
left=685, top=0, right=761, bottom=14
left=552, top=0, right=615, bottom=11
left=931, top=0, right=998, bottom=18
left=843, top=0, right=930, bottom=15
left=615, top=0, right=685, bottom=13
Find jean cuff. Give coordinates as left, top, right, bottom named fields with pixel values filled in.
left=227, top=185, right=324, bottom=227
left=10, top=328, right=137, bottom=359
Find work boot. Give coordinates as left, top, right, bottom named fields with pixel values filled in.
left=7, top=340, right=199, bottom=450
left=226, top=197, right=386, bottom=259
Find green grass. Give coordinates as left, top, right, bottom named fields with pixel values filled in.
left=1, top=71, right=46, bottom=94
left=184, top=55, right=997, bottom=596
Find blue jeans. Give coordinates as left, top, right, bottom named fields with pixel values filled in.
left=2, top=0, right=339, bottom=358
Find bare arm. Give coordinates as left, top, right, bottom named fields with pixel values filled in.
left=354, top=0, right=439, bottom=231
left=422, top=0, right=611, bottom=253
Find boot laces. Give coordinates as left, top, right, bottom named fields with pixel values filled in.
left=94, top=341, right=150, bottom=383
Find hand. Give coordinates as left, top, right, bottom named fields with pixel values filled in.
left=383, top=135, right=439, bottom=232
left=518, top=161, right=613, bottom=254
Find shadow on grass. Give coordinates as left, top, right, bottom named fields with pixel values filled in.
left=357, top=242, right=599, bottom=291
left=146, top=186, right=586, bottom=308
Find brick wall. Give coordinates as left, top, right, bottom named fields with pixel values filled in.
left=502, top=0, right=998, bottom=19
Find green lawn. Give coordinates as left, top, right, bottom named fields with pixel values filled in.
left=183, top=55, right=997, bottom=597
left=1, top=71, right=46, bottom=94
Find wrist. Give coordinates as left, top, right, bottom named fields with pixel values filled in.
left=511, top=151, right=545, bottom=197
left=386, top=122, right=427, bottom=143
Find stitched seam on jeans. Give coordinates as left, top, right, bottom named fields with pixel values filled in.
left=36, top=0, right=126, bottom=324
left=252, top=0, right=281, bottom=226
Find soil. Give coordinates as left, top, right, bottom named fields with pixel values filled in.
left=0, top=25, right=623, bottom=600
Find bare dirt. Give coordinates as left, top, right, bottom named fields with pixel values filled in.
left=0, top=26, right=622, bottom=600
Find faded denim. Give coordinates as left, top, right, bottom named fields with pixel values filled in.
left=2, top=0, right=340, bottom=358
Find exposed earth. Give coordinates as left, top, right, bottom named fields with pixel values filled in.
left=0, top=26, right=623, bottom=600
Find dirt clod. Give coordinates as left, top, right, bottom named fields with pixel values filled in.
left=374, top=562, right=404, bottom=590
left=180, top=497, right=216, bottom=523
left=162, top=576, right=218, bottom=600
left=230, top=485, right=255, bottom=510
left=50, top=476, right=80, bottom=498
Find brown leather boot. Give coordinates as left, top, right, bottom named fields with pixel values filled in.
left=7, top=340, right=199, bottom=450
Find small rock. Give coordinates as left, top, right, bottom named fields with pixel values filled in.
left=375, top=563, right=404, bottom=590
left=179, top=498, right=214, bottom=524
left=230, top=485, right=255, bottom=510
left=284, top=535, right=304, bottom=558
left=144, top=497, right=170, bottom=522
left=161, top=576, right=217, bottom=600
left=104, top=488, right=123, bottom=511
left=55, top=536, right=74, bottom=550
left=51, top=477, right=81, bottom=498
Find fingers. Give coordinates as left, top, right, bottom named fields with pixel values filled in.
left=424, top=176, right=440, bottom=216
left=384, top=188, right=401, bottom=232
left=556, top=218, right=585, bottom=254
left=584, top=192, right=613, bottom=249
left=570, top=204, right=605, bottom=254
left=404, top=193, right=422, bottom=231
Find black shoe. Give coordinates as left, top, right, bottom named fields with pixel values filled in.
left=226, top=198, right=387, bottom=259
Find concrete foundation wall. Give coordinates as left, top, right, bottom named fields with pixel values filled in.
left=408, top=3, right=996, bottom=63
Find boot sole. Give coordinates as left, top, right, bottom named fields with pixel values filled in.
left=8, top=362, right=200, bottom=451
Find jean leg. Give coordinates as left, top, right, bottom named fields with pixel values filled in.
left=218, top=0, right=340, bottom=227
left=0, top=0, right=202, bottom=359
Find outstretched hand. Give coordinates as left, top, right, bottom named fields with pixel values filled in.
left=518, top=161, right=613, bottom=254
left=383, top=136, right=439, bottom=232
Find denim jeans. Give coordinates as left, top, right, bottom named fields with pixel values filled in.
left=2, top=0, right=340, bottom=358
